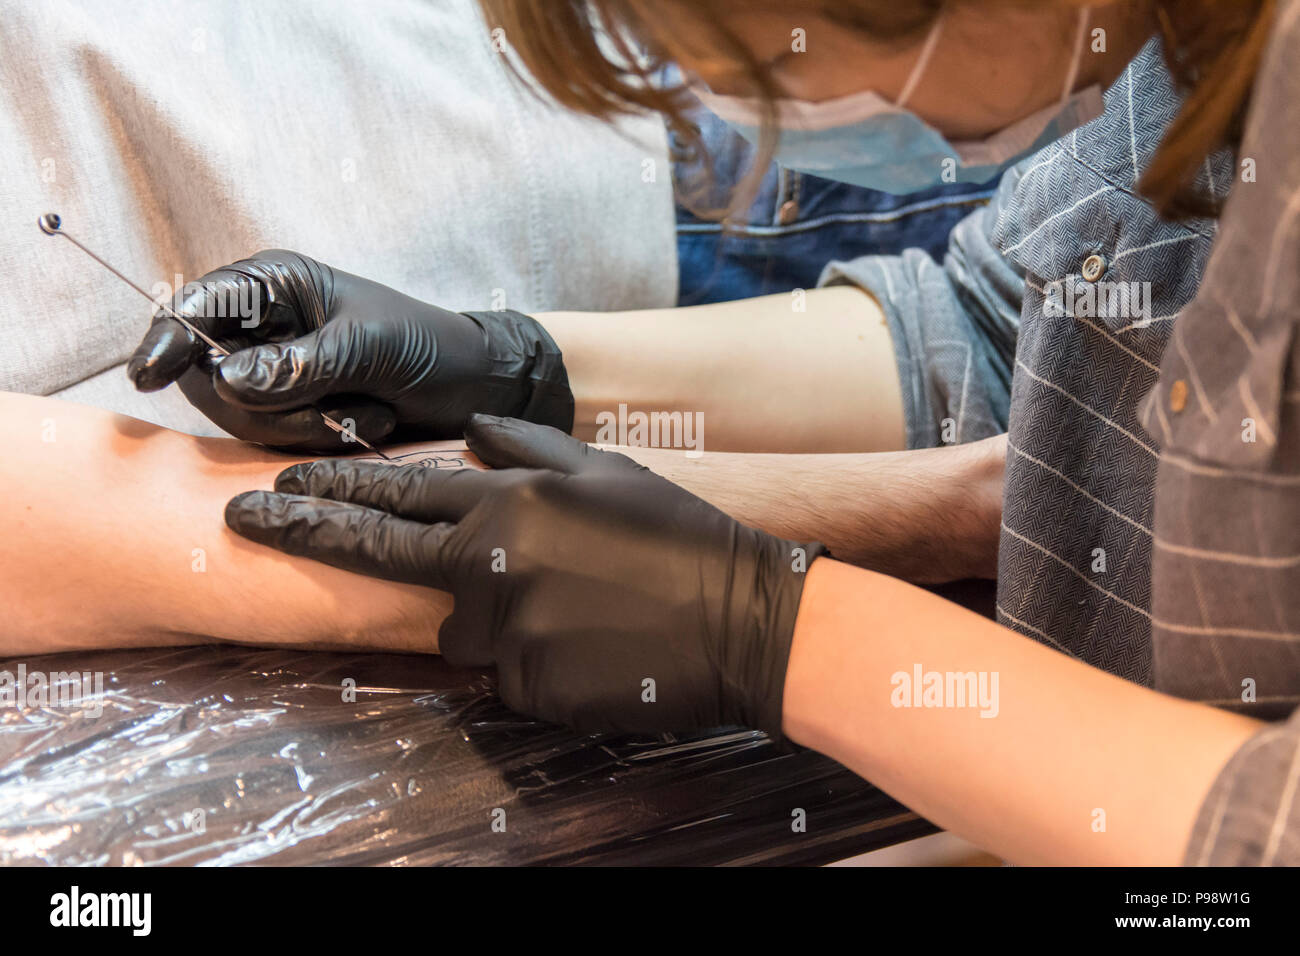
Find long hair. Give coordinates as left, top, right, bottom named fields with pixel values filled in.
left=478, top=0, right=1276, bottom=220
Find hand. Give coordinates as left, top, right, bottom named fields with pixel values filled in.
left=224, top=415, right=827, bottom=737
left=127, top=251, right=572, bottom=451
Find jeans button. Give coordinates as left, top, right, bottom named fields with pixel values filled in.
left=777, top=199, right=799, bottom=225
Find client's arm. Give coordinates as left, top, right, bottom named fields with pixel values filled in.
left=2, top=389, right=1003, bottom=657
left=1, top=391, right=468, bottom=656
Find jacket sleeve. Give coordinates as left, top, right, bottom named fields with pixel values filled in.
left=1184, top=708, right=1300, bottom=865
left=818, top=163, right=1028, bottom=448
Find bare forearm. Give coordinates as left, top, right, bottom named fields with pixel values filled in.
left=1, top=392, right=460, bottom=656
left=537, top=286, right=905, bottom=453
left=783, top=560, right=1261, bottom=865
left=618, top=433, right=1006, bottom=582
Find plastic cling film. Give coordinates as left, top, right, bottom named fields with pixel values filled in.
left=0, top=645, right=929, bottom=865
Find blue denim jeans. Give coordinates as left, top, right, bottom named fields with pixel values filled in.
left=672, top=106, right=996, bottom=305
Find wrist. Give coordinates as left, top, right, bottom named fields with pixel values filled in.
left=947, top=434, right=1006, bottom=580
left=780, top=556, right=873, bottom=749
left=852, top=435, right=1006, bottom=582
left=735, top=537, right=831, bottom=740
left=460, top=309, right=574, bottom=432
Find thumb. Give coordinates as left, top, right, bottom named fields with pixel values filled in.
left=127, top=315, right=203, bottom=392
left=129, top=273, right=266, bottom=392
left=463, top=414, right=644, bottom=475
left=213, top=324, right=359, bottom=412
left=436, top=609, right=491, bottom=669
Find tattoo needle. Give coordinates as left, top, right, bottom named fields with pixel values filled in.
left=38, top=213, right=392, bottom=460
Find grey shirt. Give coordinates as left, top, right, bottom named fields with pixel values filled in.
left=823, top=6, right=1300, bottom=864
left=823, top=37, right=1231, bottom=684
left=0, top=0, right=678, bottom=431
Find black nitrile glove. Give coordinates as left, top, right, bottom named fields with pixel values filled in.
left=127, top=250, right=572, bottom=452
left=224, top=415, right=827, bottom=738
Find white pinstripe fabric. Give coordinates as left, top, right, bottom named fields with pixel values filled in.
left=988, top=39, right=1228, bottom=683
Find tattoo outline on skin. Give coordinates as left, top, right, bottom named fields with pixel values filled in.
left=360, top=450, right=468, bottom=469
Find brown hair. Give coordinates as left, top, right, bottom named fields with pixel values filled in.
left=479, top=0, right=1276, bottom=220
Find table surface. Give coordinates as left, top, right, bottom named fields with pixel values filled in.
left=0, top=645, right=934, bottom=865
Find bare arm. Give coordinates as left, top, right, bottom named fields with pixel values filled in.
left=539, top=285, right=907, bottom=454
left=783, top=559, right=1262, bottom=865
left=1, top=387, right=997, bottom=659
left=618, top=433, right=1006, bottom=582
left=546, top=286, right=1004, bottom=583
left=1, top=391, right=469, bottom=656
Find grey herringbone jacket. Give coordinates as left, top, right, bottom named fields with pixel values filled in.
left=823, top=9, right=1300, bottom=865
left=823, top=37, right=1226, bottom=684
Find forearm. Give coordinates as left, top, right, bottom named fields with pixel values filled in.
left=783, top=559, right=1262, bottom=865
left=0, top=392, right=461, bottom=656
left=617, top=433, right=1006, bottom=582
left=537, top=285, right=905, bottom=453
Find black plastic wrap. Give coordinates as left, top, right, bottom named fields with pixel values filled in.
left=0, top=646, right=931, bottom=865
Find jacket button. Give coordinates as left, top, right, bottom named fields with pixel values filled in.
left=1169, top=379, right=1188, bottom=413
left=1082, top=254, right=1107, bottom=282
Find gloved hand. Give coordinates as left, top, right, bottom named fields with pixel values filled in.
left=224, top=415, right=827, bottom=737
left=127, top=250, right=573, bottom=451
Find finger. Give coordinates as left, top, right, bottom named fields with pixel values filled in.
left=224, top=490, right=455, bottom=591
left=436, top=610, right=493, bottom=669
left=274, top=459, right=523, bottom=523
left=213, top=323, right=361, bottom=412
left=178, top=364, right=397, bottom=450
left=127, top=274, right=267, bottom=391
left=464, top=413, right=644, bottom=475
left=232, top=402, right=397, bottom=453
left=127, top=316, right=204, bottom=392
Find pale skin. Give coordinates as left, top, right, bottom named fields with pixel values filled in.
left=545, top=286, right=907, bottom=453
left=784, top=562, right=1261, bottom=866
left=0, top=389, right=998, bottom=655
left=2, top=390, right=460, bottom=656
